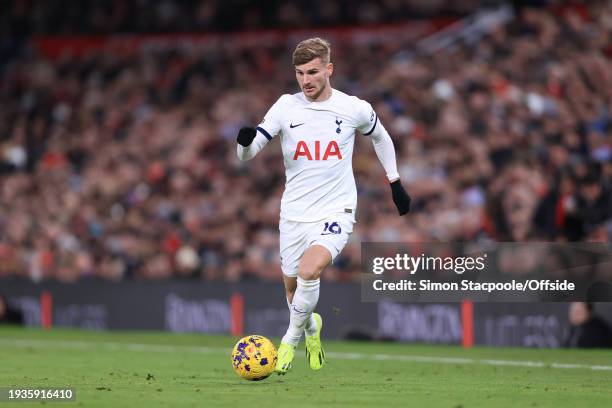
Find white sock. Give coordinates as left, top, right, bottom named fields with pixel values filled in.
left=287, top=296, right=318, bottom=337
left=281, top=277, right=320, bottom=346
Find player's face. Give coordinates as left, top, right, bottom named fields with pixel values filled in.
left=295, top=58, right=333, bottom=101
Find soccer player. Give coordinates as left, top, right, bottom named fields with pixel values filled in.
left=236, top=38, right=411, bottom=374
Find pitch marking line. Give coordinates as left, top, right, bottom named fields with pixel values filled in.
left=1, top=338, right=611, bottom=372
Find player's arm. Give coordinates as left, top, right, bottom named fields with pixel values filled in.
left=236, top=127, right=273, bottom=161
left=359, top=105, right=411, bottom=216
left=369, top=122, right=411, bottom=215
left=236, top=95, right=286, bottom=161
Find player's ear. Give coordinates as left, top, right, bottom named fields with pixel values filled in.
left=327, top=62, right=333, bottom=77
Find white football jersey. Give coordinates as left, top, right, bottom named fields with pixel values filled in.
left=237, top=88, right=399, bottom=223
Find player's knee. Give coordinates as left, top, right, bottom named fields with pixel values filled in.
left=298, top=263, right=322, bottom=280
left=298, top=245, right=331, bottom=280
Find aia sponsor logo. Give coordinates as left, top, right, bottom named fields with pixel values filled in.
left=293, top=140, right=342, bottom=160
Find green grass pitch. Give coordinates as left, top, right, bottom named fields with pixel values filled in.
left=1, top=326, right=611, bottom=407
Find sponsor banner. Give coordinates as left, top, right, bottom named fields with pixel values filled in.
left=362, top=242, right=612, bottom=302
left=0, top=280, right=374, bottom=339
left=473, top=303, right=569, bottom=348
left=2, top=279, right=611, bottom=347
left=378, top=301, right=463, bottom=344
left=164, top=293, right=230, bottom=334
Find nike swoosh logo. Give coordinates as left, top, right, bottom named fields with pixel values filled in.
left=290, top=123, right=305, bottom=128
left=292, top=305, right=308, bottom=314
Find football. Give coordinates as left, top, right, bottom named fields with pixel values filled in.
left=231, top=335, right=278, bottom=381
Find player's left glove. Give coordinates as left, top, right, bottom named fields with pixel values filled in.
left=237, top=127, right=256, bottom=147
left=390, top=180, right=411, bottom=216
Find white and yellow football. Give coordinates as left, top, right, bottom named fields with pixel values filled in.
left=231, top=335, right=278, bottom=381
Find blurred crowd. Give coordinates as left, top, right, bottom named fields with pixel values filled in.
left=2, top=0, right=482, bottom=34
left=0, top=2, right=610, bottom=282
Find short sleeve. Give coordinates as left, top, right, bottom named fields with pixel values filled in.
left=355, top=99, right=378, bottom=136
left=256, top=95, right=288, bottom=141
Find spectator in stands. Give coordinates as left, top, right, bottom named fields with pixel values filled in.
left=564, top=302, right=612, bottom=348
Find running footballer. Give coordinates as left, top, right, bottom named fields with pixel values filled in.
left=236, top=37, right=411, bottom=375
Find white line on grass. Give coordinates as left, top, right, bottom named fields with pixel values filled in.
left=1, top=338, right=611, bottom=372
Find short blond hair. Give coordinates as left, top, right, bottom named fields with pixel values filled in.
left=292, top=37, right=331, bottom=66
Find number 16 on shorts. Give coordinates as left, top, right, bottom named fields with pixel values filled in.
left=322, top=221, right=341, bottom=235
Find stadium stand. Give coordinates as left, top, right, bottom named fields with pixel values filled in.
left=0, top=1, right=610, bottom=282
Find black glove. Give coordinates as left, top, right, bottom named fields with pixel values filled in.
left=390, top=180, right=411, bottom=215
left=237, top=127, right=256, bottom=147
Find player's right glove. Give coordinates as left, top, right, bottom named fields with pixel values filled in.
left=237, top=127, right=256, bottom=147
left=390, top=180, right=411, bottom=216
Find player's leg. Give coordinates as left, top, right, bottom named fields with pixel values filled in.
left=297, top=245, right=330, bottom=371
left=276, top=219, right=309, bottom=374
left=302, top=215, right=354, bottom=370
left=277, top=245, right=331, bottom=374
left=284, top=275, right=297, bottom=303
left=277, top=215, right=353, bottom=374
left=283, top=275, right=319, bottom=342
left=282, top=245, right=330, bottom=345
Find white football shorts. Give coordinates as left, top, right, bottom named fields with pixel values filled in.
left=279, top=213, right=354, bottom=278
